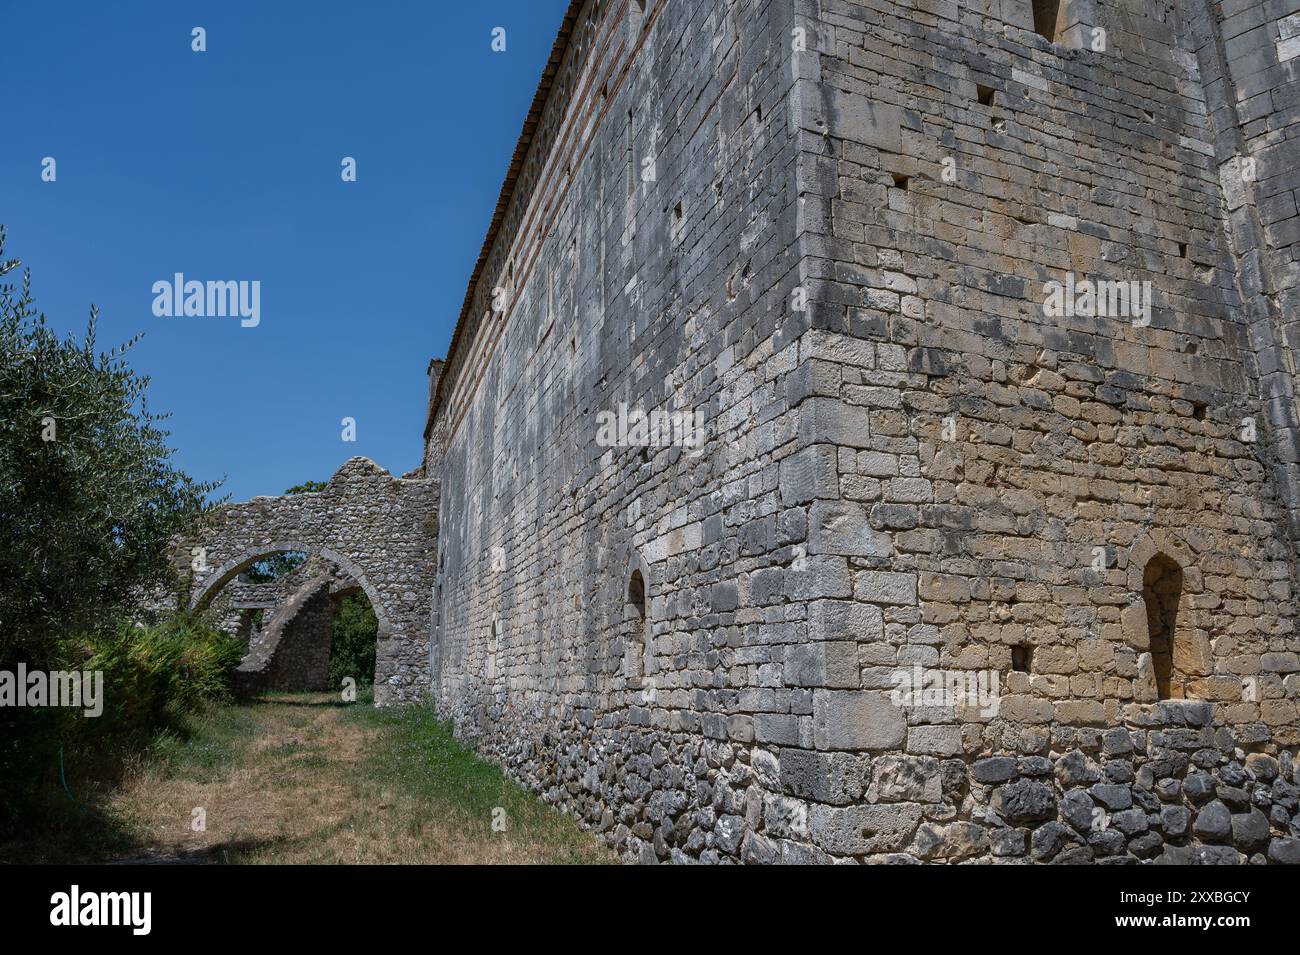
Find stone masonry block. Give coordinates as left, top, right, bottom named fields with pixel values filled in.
left=785, top=641, right=861, bottom=688
left=809, top=499, right=891, bottom=556
left=813, top=689, right=906, bottom=750
left=779, top=444, right=838, bottom=505
left=798, top=397, right=871, bottom=448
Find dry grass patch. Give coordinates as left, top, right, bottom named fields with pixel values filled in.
left=109, top=692, right=614, bottom=865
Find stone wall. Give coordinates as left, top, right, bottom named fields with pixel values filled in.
left=428, top=0, right=806, bottom=857
left=1186, top=0, right=1300, bottom=537
left=232, top=575, right=335, bottom=696
left=424, top=0, right=1300, bottom=862
left=771, top=0, right=1300, bottom=862
left=178, top=456, right=439, bottom=705
left=210, top=558, right=318, bottom=647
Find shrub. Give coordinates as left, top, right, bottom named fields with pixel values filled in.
left=0, top=614, right=242, bottom=847
left=83, top=615, right=244, bottom=733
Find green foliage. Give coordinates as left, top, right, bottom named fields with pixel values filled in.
left=346, top=701, right=614, bottom=863
left=284, top=480, right=326, bottom=494
left=83, top=615, right=245, bottom=731
left=0, top=226, right=221, bottom=669
left=329, top=593, right=377, bottom=687
left=243, top=550, right=307, bottom=583
left=0, top=613, right=242, bottom=854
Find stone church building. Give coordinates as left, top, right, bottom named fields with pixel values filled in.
left=189, top=0, right=1300, bottom=863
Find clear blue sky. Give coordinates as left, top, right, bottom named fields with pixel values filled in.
left=2, top=1, right=568, bottom=501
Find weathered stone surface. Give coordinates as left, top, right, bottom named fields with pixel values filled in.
left=1193, top=801, right=1232, bottom=843
left=808, top=803, right=922, bottom=855
left=813, top=690, right=905, bottom=751
left=1110, top=809, right=1149, bottom=837
left=1160, top=805, right=1190, bottom=838
left=198, top=0, right=1300, bottom=865
left=784, top=642, right=860, bottom=689
left=990, top=827, right=1027, bottom=857
left=911, top=821, right=988, bottom=861
left=1246, top=754, right=1280, bottom=783
left=1268, top=837, right=1300, bottom=865
left=1030, top=821, right=1071, bottom=861
left=972, top=756, right=1018, bottom=784
left=1194, top=845, right=1243, bottom=866
left=1055, top=750, right=1101, bottom=788
left=779, top=750, right=869, bottom=806
left=1089, top=784, right=1133, bottom=811
left=994, top=780, right=1058, bottom=824
left=867, top=756, right=943, bottom=803
left=1231, top=809, right=1271, bottom=851
left=1089, top=829, right=1126, bottom=857
left=1061, top=788, right=1098, bottom=834
left=1184, top=772, right=1216, bottom=804
left=1129, top=832, right=1165, bottom=859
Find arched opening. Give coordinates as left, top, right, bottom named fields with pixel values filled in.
left=195, top=547, right=383, bottom=695
left=328, top=585, right=378, bottom=691
left=487, top=615, right=502, bottom=680
left=244, top=550, right=309, bottom=584
left=623, top=567, right=647, bottom=679
left=236, top=549, right=309, bottom=645
left=1143, top=554, right=1185, bottom=699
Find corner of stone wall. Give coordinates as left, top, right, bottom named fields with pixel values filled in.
left=1185, top=0, right=1300, bottom=552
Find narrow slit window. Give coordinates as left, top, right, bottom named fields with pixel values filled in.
left=624, top=568, right=647, bottom=678
left=546, top=264, right=554, bottom=322
left=1143, top=555, right=1186, bottom=699
left=626, top=109, right=635, bottom=197
left=487, top=617, right=502, bottom=680
left=628, top=570, right=645, bottom=616
left=1032, top=0, right=1063, bottom=42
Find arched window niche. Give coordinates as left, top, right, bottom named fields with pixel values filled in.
left=1126, top=534, right=1206, bottom=703
left=487, top=614, right=502, bottom=681
left=623, top=551, right=652, bottom=680
left=1142, top=554, right=1184, bottom=699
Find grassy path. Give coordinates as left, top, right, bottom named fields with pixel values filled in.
left=102, top=692, right=614, bottom=864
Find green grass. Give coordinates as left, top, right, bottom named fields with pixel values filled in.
left=2, top=684, right=614, bottom=864
left=147, top=705, right=259, bottom=781
left=343, top=701, right=615, bottom=864
left=0, top=613, right=246, bottom=863
left=0, top=700, right=261, bottom=862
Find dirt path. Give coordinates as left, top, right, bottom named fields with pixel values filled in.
left=109, top=693, right=613, bottom=864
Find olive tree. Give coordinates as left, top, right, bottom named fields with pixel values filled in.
left=0, top=227, right=221, bottom=667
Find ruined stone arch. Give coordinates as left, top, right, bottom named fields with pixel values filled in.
left=176, top=456, right=439, bottom=705
left=1124, top=531, right=1209, bottom=702
left=191, top=541, right=395, bottom=644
